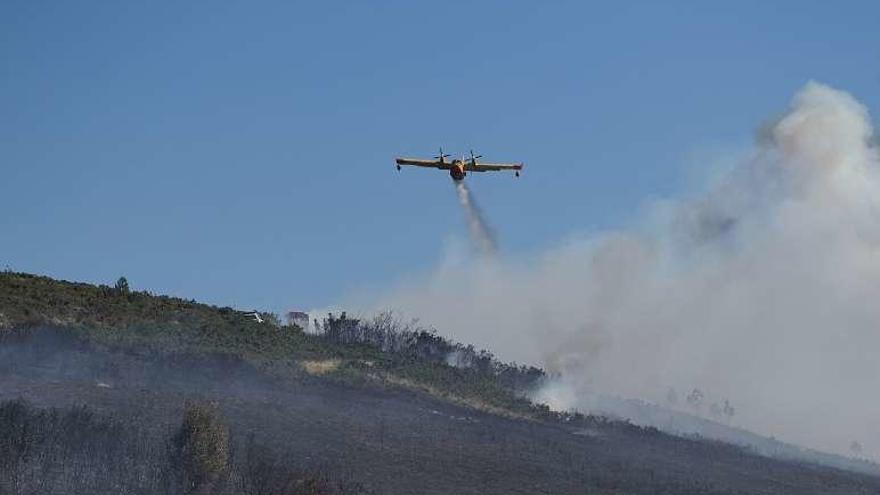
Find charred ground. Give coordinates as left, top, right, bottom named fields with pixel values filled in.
left=1, top=272, right=879, bottom=494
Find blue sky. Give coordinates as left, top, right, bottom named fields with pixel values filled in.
left=2, top=1, right=878, bottom=312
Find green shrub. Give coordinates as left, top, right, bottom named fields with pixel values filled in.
left=173, top=402, right=230, bottom=493
left=114, top=276, right=130, bottom=295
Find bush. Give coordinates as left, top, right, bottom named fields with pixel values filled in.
left=115, top=276, right=130, bottom=294
left=172, top=402, right=230, bottom=493
left=0, top=399, right=368, bottom=494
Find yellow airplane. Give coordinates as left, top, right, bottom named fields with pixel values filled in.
left=395, top=149, right=523, bottom=181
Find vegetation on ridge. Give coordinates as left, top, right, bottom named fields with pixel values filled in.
left=0, top=271, right=558, bottom=421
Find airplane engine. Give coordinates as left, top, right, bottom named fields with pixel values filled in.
left=450, top=165, right=466, bottom=181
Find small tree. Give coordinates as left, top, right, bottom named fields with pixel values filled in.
left=722, top=399, right=735, bottom=422
left=850, top=440, right=863, bottom=456
left=262, top=312, right=282, bottom=327
left=686, top=388, right=704, bottom=412
left=172, top=402, right=229, bottom=494
left=114, top=276, right=130, bottom=294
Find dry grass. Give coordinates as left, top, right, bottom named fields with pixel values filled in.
left=377, top=373, right=531, bottom=421
left=300, top=359, right=342, bottom=376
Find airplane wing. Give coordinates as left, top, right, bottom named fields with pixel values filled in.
left=395, top=158, right=452, bottom=170
left=467, top=162, right=524, bottom=172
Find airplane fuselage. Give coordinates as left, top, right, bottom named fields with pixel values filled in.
left=450, top=160, right=466, bottom=181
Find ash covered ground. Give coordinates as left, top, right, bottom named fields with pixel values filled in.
left=2, top=328, right=879, bottom=494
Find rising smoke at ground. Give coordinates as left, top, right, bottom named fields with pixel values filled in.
left=453, top=179, right=497, bottom=256
left=373, top=82, right=880, bottom=460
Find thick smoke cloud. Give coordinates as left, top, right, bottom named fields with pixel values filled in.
left=453, top=180, right=497, bottom=256
left=373, top=82, right=880, bottom=460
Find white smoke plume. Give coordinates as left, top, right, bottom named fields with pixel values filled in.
left=453, top=179, right=497, bottom=256
left=372, top=82, right=880, bottom=460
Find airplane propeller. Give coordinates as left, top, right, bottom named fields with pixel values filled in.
left=468, top=150, right=482, bottom=163
left=434, top=147, right=451, bottom=163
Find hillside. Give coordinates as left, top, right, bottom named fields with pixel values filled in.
left=2, top=271, right=880, bottom=494
left=0, top=271, right=548, bottom=418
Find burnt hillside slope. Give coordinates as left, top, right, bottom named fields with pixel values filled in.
left=2, top=272, right=879, bottom=494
